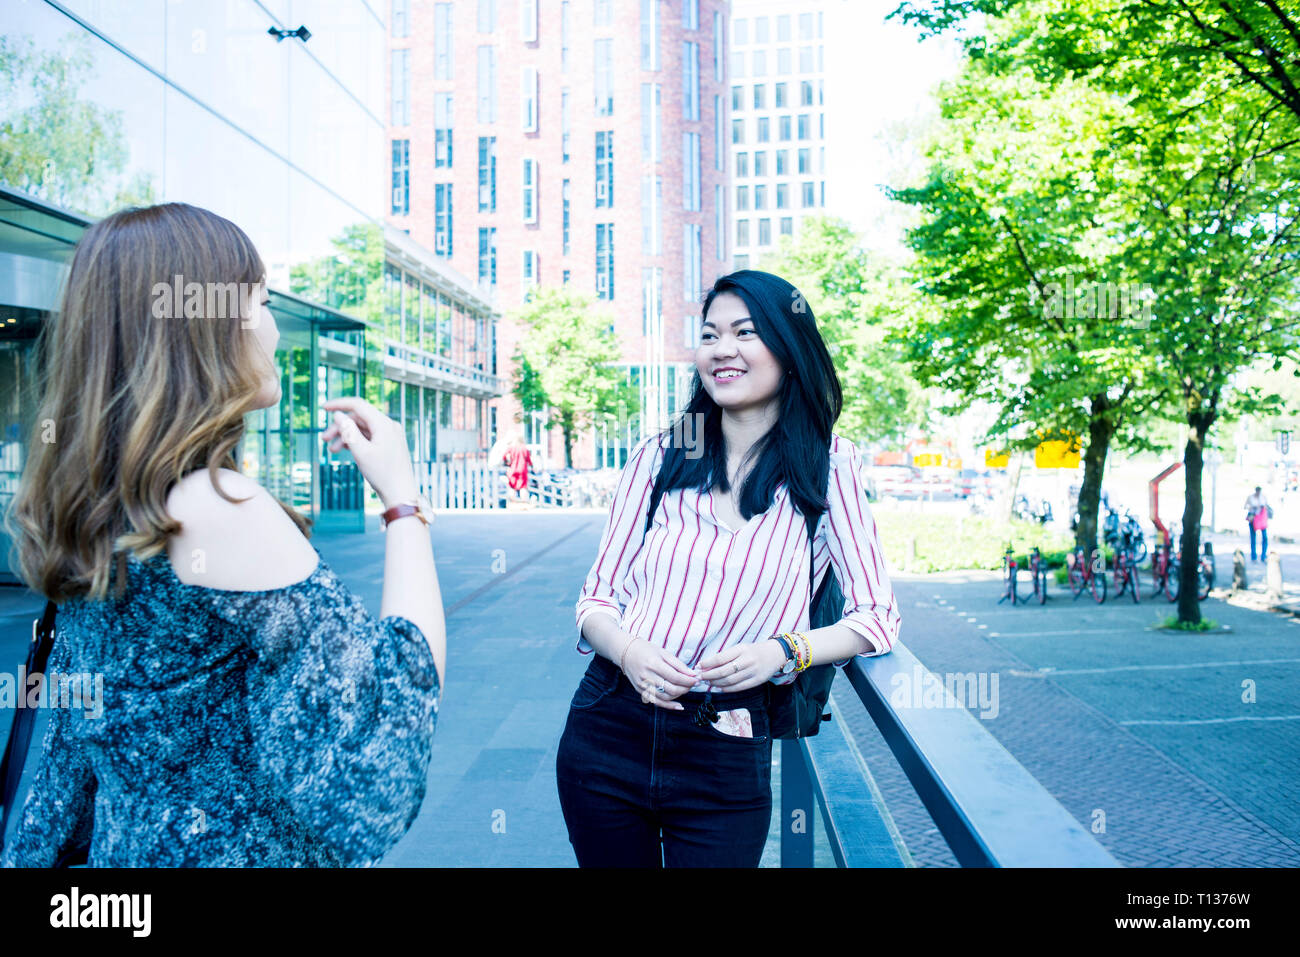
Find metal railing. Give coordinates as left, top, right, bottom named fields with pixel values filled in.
left=779, top=643, right=1121, bottom=867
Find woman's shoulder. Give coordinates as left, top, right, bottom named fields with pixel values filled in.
left=164, top=469, right=320, bottom=591
left=828, top=432, right=863, bottom=467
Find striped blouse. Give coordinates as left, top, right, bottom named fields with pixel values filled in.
left=575, top=431, right=902, bottom=692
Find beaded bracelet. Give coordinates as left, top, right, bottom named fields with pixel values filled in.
left=795, top=632, right=812, bottom=672
left=782, top=632, right=805, bottom=671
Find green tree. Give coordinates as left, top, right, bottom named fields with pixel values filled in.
left=0, top=34, right=155, bottom=214
left=510, top=286, right=635, bottom=468
left=758, top=216, right=931, bottom=444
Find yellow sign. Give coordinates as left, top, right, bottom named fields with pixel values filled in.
left=914, top=453, right=943, bottom=468
left=1035, top=440, right=1081, bottom=469
left=985, top=449, right=1010, bottom=469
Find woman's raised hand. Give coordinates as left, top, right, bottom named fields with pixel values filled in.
left=321, top=397, right=419, bottom=508
left=621, top=638, right=700, bottom=711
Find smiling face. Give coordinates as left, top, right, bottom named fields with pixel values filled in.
left=696, top=291, right=785, bottom=415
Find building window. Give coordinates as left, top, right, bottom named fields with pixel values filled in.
left=684, top=314, right=698, bottom=350
left=561, top=0, right=571, bottom=71
left=754, top=185, right=767, bottom=210
left=758, top=218, right=771, bottom=246
left=391, top=50, right=410, bottom=125
left=393, top=0, right=410, bottom=38
left=595, top=39, right=614, bottom=115
left=478, top=0, right=496, bottom=32
left=734, top=18, right=748, bottom=44
left=714, top=95, right=724, bottom=171
left=735, top=254, right=749, bottom=269
left=520, top=0, right=538, bottom=42
left=683, top=0, right=698, bottom=30
left=713, top=10, right=724, bottom=82
left=478, top=136, right=496, bottom=211
left=757, top=117, right=770, bottom=143
left=562, top=179, right=571, bottom=255
left=715, top=184, right=726, bottom=260
left=778, top=46, right=792, bottom=73
left=563, top=269, right=571, bottom=284
left=642, top=267, right=662, bottom=335
left=434, top=4, right=453, bottom=80
left=775, top=150, right=788, bottom=175
left=798, top=148, right=810, bottom=174
left=752, top=50, right=767, bottom=76
left=732, top=119, right=744, bottom=144
left=754, top=151, right=767, bottom=176
left=641, top=83, right=661, bottom=162
left=478, top=227, right=497, bottom=286
left=800, top=45, right=814, bottom=73
left=736, top=152, right=748, bottom=177
left=594, top=0, right=612, bottom=27
left=731, top=51, right=745, bottom=78
left=641, top=0, right=660, bottom=70
left=780, top=216, right=793, bottom=236
left=596, top=223, right=614, bottom=299
left=779, top=115, right=791, bottom=141
left=776, top=183, right=788, bottom=209
left=802, top=181, right=815, bottom=207
left=798, top=114, right=810, bottom=140
left=434, top=93, right=453, bottom=167
left=683, top=41, right=699, bottom=121
left=736, top=186, right=749, bottom=211
left=800, top=12, right=814, bottom=39
left=755, top=16, right=770, bottom=43
left=775, top=82, right=787, bottom=108
left=732, top=85, right=743, bottom=111
left=820, top=181, right=825, bottom=206
left=435, top=183, right=453, bottom=255
left=683, top=223, right=701, bottom=301
left=523, top=249, right=539, bottom=289
left=477, top=46, right=498, bottom=123
left=391, top=139, right=409, bottom=215
left=641, top=175, right=662, bottom=254
left=596, top=131, right=614, bottom=207
left=736, top=218, right=749, bottom=247
left=777, top=13, right=791, bottom=41
left=682, top=131, right=700, bottom=211
left=521, top=67, right=538, bottom=132
left=561, top=88, right=571, bottom=162
left=522, top=158, right=538, bottom=223
left=820, top=113, right=825, bottom=138
left=753, top=84, right=766, bottom=110
left=801, top=80, right=814, bottom=106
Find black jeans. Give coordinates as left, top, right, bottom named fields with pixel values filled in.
left=555, top=653, right=774, bottom=867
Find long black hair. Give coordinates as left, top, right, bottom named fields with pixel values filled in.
left=653, top=269, right=843, bottom=527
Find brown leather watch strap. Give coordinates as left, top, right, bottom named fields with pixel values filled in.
left=380, top=502, right=429, bottom=529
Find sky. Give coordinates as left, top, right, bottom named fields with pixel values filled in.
left=822, top=0, right=965, bottom=253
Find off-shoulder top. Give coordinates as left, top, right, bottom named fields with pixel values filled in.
left=0, top=546, right=439, bottom=868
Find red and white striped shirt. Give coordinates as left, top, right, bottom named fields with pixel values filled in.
left=575, top=431, right=902, bottom=691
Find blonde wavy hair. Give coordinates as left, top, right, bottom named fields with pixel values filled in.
left=5, top=202, right=311, bottom=603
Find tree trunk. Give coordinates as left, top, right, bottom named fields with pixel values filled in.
left=1002, top=451, right=1025, bottom=525
left=1076, top=397, right=1114, bottom=556
left=1176, top=408, right=1215, bottom=624
left=562, top=411, right=575, bottom=469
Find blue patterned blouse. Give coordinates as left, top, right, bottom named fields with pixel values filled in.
left=0, top=546, right=439, bottom=867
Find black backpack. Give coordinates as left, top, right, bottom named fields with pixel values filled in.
left=642, top=459, right=841, bottom=739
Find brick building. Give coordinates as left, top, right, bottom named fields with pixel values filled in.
left=388, top=0, right=731, bottom=469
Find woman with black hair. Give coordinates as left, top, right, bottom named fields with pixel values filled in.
left=556, top=269, right=901, bottom=867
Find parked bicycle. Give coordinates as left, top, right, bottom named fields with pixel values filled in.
left=1104, top=507, right=1147, bottom=565
left=1067, top=544, right=1107, bottom=603
left=998, top=544, right=1020, bottom=605
left=1027, top=546, right=1049, bottom=605
left=1150, top=538, right=1179, bottom=602
left=1113, top=541, right=1142, bottom=603
left=1170, top=535, right=1214, bottom=601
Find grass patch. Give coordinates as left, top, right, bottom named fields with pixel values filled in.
left=1157, top=615, right=1220, bottom=632
left=872, top=510, right=1076, bottom=574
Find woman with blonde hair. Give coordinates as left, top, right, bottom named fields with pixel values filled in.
left=0, top=203, right=444, bottom=867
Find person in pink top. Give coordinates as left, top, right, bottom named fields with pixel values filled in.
left=502, top=432, right=533, bottom=502
left=1246, top=486, right=1269, bottom=561
left=556, top=269, right=901, bottom=868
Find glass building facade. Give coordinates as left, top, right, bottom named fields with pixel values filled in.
left=0, top=1, right=500, bottom=579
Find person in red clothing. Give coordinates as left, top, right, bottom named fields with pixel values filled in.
left=504, top=432, right=533, bottom=501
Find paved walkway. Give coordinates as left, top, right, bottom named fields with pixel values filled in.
left=2, top=511, right=1296, bottom=867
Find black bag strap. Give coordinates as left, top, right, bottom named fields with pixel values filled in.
left=0, top=600, right=57, bottom=853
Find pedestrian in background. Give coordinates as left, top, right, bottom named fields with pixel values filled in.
left=2, top=203, right=444, bottom=867
left=1245, top=486, right=1269, bottom=562
left=504, top=432, right=534, bottom=502
left=557, top=270, right=901, bottom=868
